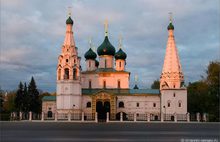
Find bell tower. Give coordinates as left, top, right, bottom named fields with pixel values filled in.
left=160, top=14, right=187, bottom=115
left=56, top=12, right=82, bottom=112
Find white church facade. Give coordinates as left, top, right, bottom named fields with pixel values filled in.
left=42, top=13, right=187, bottom=121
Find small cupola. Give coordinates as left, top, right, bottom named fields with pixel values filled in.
left=66, top=16, right=74, bottom=25
left=84, top=48, right=97, bottom=60
left=115, top=48, right=127, bottom=60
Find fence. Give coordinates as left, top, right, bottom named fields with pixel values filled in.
left=9, top=112, right=208, bottom=123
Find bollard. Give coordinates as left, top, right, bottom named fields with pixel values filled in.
left=19, top=112, right=22, bottom=121
left=147, top=113, right=150, bottom=122
left=174, top=113, right=177, bottom=122
left=120, top=112, right=123, bottom=122
left=41, top=112, right=44, bottom=121
left=203, top=113, right=207, bottom=122
left=186, top=113, right=190, bottom=122
left=134, top=113, right=137, bottom=122
left=196, top=112, right=200, bottom=122
left=95, top=112, right=98, bottom=123
left=106, top=112, right=109, bottom=122
left=68, top=112, right=71, bottom=121
left=29, top=111, right=32, bottom=121
left=55, top=112, right=58, bottom=121
left=161, top=113, right=164, bottom=122
left=81, top=112, right=84, bottom=122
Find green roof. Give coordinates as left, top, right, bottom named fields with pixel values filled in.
left=82, top=89, right=160, bottom=95
left=66, top=16, right=73, bottom=25
left=42, top=96, right=56, bottom=101
left=97, top=36, right=116, bottom=56
left=115, top=48, right=127, bottom=60
left=167, top=22, right=174, bottom=30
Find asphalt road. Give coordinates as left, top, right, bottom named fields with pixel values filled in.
left=1, top=122, right=219, bottom=142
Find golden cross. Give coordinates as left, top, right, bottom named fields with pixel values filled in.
left=135, top=75, right=138, bottom=83
left=119, top=34, right=123, bottom=49
left=68, top=6, right=72, bottom=17
left=169, top=12, right=173, bottom=23
left=104, top=19, right=108, bottom=36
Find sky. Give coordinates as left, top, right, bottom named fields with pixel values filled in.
left=0, top=0, right=219, bottom=92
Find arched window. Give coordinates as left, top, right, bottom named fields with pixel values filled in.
left=136, top=102, right=139, bottom=107
left=119, top=61, right=121, bottom=68
left=64, top=68, right=69, bottom=79
left=66, top=59, right=68, bottom=63
left=89, top=80, right=92, bottom=89
left=89, top=61, right=91, bottom=68
left=178, top=100, right=182, bottom=107
left=103, top=80, right=106, bottom=88
left=86, top=102, right=91, bottom=108
left=58, top=69, right=61, bottom=80
left=117, top=80, right=121, bottom=89
left=173, top=93, right=176, bottom=97
left=73, top=68, right=77, bottom=80
left=119, top=101, right=124, bottom=108
left=153, top=103, right=156, bottom=107
left=167, top=100, right=171, bottom=107
left=105, top=59, right=107, bottom=68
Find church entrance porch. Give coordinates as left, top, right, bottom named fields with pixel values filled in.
left=96, top=101, right=110, bottom=122
left=92, top=91, right=116, bottom=122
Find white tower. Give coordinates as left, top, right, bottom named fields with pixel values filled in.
left=160, top=14, right=187, bottom=115
left=56, top=13, right=82, bottom=113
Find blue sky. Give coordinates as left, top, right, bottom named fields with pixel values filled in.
left=0, top=0, right=219, bottom=92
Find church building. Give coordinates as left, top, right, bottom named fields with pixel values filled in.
left=42, top=13, right=187, bottom=121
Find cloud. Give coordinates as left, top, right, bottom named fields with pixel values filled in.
left=0, top=0, right=219, bottom=92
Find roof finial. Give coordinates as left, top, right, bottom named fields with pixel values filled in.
left=169, top=12, right=173, bottom=23
left=118, top=34, right=123, bottom=49
left=104, top=19, right=108, bottom=37
left=89, top=37, right=92, bottom=48
left=68, top=6, right=72, bottom=17
left=135, top=75, right=138, bottom=84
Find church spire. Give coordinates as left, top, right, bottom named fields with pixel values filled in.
left=160, top=14, right=184, bottom=90
left=63, top=8, right=75, bottom=48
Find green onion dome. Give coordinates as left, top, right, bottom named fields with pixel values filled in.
left=95, top=60, right=99, bottom=67
left=167, top=22, right=174, bottom=30
left=97, top=36, right=115, bottom=56
left=115, top=48, right=127, bottom=60
left=84, top=48, right=97, bottom=60
left=66, top=16, right=74, bottom=25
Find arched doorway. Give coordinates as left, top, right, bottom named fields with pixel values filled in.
left=47, top=111, right=53, bottom=118
left=96, top=100, right=110, bottom=122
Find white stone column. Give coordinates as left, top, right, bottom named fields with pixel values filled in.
left=41, top=112, right=44, bottom=121
left=186, top=113, right=190, bottom=122
left=196, top=112, right=200, bottom=122
left=134, top=113, right=137, bottom=122
left=161, top=113, right=164, bottom=122
left=106, top=112, right=109, bottom=122
left=29, top=112, right=32, bottom=121
left=68, top=112, right=71, bottom=121
left=147, top=113, right=150, bottom=122
left=81, top=112, right=84, bottom=122
left=19, top=112, right=22, bottom=120
left=95, top=112, right=98, bottom=123
left=55, top=112, right=58, bottom=121
left=203, top=113, right=207, bottom=122
left=120, top=112, right=123, bottom=122
left=174, top=113, right=177, bottom=122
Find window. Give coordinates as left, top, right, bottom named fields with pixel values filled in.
left=167, top=100, right=171, bottom=107
left=89, top=80, right=92, bottom=89
left=66, top=59, right=68, bottom=63
left=119, top=61, right=121, bottom=68
left=105, top=59, right=107, bottom=68
left=73, top=69, right=77, bottom=80
left=173, top=93, right=176, bottom=97
left=153, top=103, right=156, bottom=107
left=136, top=103, right=139, bottom=107
left=64, top=68, right=69, bottom=79
left=86, top=102, right=91, bottom=108
left=178, top=100, right=182, bottom=107
left=103, top=80, right=106, bottom=88
left=89, top=61, right=91, bottom=68
left=119, top=101, right=124, bottom=108
left=58, top=69, right=61, bottom=80
left=117, top=80, right=121, bottom=89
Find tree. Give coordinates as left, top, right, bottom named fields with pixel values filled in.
left=151, top=79, right=160, bottom=89
left=0, top=87, right=4, bottom=113
left=22, top=83, right=31, bottom=113
left=28, top=77, right=40, bottom=113
left=3, top=91, right=16, bottom=112
left=15, top=82, right=24, bottom=112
